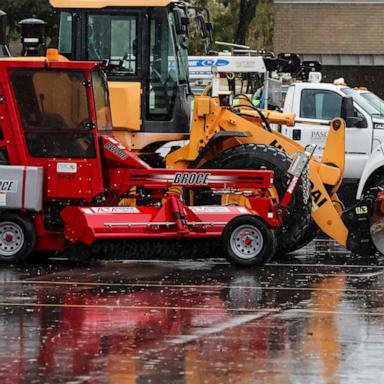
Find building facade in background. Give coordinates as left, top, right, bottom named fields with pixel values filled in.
left=274, top=0, right=384, bottom=95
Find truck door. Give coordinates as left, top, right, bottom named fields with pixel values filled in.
left=283, top=88, right=373, bottom=180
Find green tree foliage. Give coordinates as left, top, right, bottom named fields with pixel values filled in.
left=190, top=0, right=274, bottom=54
left=1, top=0, right=274, bottom=54
left=248, top=0, right=274, bottom=51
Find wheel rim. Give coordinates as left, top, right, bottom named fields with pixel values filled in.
left=230, top=224, right=263, bottom=260
left=0, top=222, right=25, bottom=257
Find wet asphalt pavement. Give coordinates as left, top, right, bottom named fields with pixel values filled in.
left=1, top=239, right=384, bottom=383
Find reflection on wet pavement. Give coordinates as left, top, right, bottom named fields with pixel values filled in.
left=1, top=239, right=384, bottom=383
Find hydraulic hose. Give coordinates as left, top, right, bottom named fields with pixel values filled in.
left=232, top=95, right=273, bottom=133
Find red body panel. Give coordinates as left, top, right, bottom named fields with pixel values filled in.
left=62, top=196, right=280, bottom=245
left=0, top=58, right=284, bottom=254
left=0, top=60, right=106, bottom=201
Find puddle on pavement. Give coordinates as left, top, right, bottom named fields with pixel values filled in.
left=0, top=239, right=384, bottom=383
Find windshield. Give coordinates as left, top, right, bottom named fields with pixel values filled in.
left=11, top=69, right=96, bottom=158
left=360, top=91, right=384, bottom=116
left=12, top=69, right=90, bottom=130
left=341, top=87, right=382, bottom=116
left=87, top=14, right=137, bottom=75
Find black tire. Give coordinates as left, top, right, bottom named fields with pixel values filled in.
left=201, top=144, right=312, bottom=253
left=275, top=220, right=319, bottom=258
left=293, top=221, right=319, bottom=250
left=0, top=212, right=36, bottom=263
left=222, top=215, right=277, bottom=267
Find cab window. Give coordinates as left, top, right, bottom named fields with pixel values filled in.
left=148, top=9, right=179, bottom=119
left=300, top=90, right=342, bottom=121
left=87, top=14, right=137, bottom=76
left=58, top=11, right=73, bottom=57
left=11, top=69, right=96, bottom=158
left=92, top=70, right=113, bottom=132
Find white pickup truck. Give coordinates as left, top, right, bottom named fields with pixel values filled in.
left=280, top=82, right=384, bottom=202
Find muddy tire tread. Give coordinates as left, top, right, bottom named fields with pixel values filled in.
left=200, top=144, right=312, bottom=253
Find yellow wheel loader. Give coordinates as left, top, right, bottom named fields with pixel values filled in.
left=44, top=0, right=378, bottom=255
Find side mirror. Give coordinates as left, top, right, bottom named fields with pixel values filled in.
left=197, top=15, right=210, bottom=39
left=353, top=110, right=368, bottom=128
left=341, top=96, right=356, bottom=127
left=180, top=35, right=189, bottom=49
left=173, top=8, right=189, bottom=35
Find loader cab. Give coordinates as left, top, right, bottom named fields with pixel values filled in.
left=53, top=1, right=191, bottom=152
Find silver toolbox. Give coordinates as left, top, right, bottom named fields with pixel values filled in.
left=0, top=166, right=44, bottom=212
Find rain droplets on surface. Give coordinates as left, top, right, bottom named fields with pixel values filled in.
left=1, top=239, right=384, bottom=383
